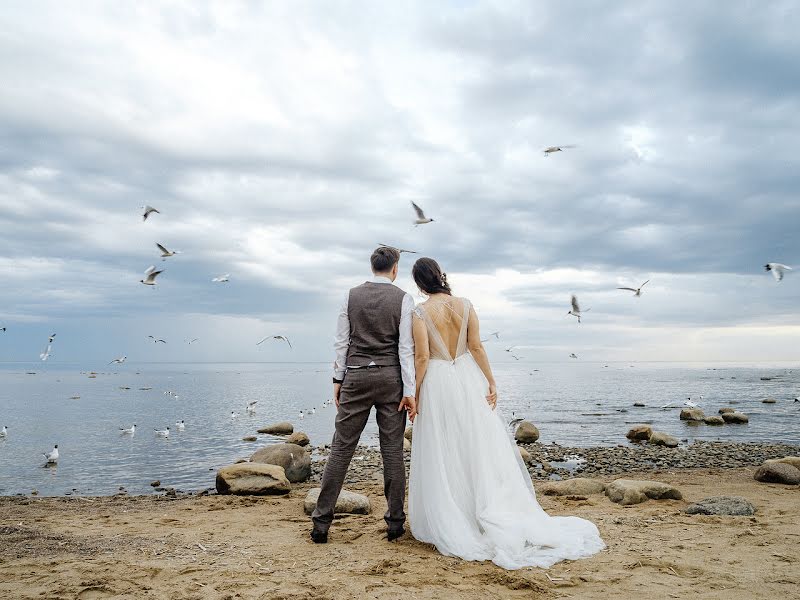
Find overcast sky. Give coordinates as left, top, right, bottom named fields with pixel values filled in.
left=1, top=1, right=798, bottom=366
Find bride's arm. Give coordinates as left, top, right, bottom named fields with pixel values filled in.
left=412, top=315, right=429, bottom=409
left=466, top=306, right=498, bottom=409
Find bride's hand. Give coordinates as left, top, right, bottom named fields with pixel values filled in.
left=486, top=383, right=497, bottom=410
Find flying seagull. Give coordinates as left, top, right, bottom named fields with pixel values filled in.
left=212, top=274, right=230, bottom=283
left=247, top=401, right=257, bottom=412
left=504, top=346, right=516, bottom=353
left=185, top=338, right=199, bottom=345
left=256, top=335, right=292, bottom=349
left=1, top=327, right=6, bottom=332
left=108, top=356, right=127, bottom=365
left=119, top=424, right=136, bottom=435
left=48, top=333, right=56, bottom=344
left=411, top=201, right=434, bottom=226
left=568, top=295, right=590, bottom=323
left=481, top=331, right=500, bottom=343
left=569, top=353, right=578, bottom=359
left=617, top=280, right=650, bottom=297
left=543, top=145, right=576, bottom=156
left=142, top=205, right=160, bottom=221
left=156, top=243, right=180, bottom=260
left=148, top=336, right=167, bottom=344
left=378, top=243, right=417, bottom=254
left=43, top=444, right=59, bottom=463
left=510, top=354, right=521, bottom=361
left=140, top=265, right=163, bottom=286
left=764, top=263, right=792, bottom=282
left=40, top=344, right=52, bottom=361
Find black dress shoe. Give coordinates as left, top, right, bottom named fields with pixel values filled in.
left=387, top=526, right=405, bottom=542
left=310, top=527, right=328, bottom=544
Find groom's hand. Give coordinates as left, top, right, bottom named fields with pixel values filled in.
left=399, top=396, right=417, bottom=422
left=333, top=383, right=342, bottom=408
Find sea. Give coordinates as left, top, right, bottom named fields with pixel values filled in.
left=0, top=361, right=797, bottom=497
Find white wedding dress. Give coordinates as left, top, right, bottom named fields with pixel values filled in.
left=408, top=298, right=605, bottom=570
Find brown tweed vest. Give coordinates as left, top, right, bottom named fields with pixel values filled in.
left=345, top=281, right=406, bottom=367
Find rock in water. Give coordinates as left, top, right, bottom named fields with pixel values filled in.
left=215, top=463, right=291, bottom=495
left=404, top=426, right=413, bottom=442
left=685, top=496, right=756, bottom=516
left=242, top=436, right=257, bottom=442
left=753, top=462, right=800, bottom=485
left=718, top=407, right=735, bottom=414
left=514, top=421, right=540, bottom=443
left=304, top=488, right=371, bottom=515
left=649, top=431, right=679, bottom=447
left=540, top=478, right=606, bottom=496
left=286, top=432, right=310, bottom=447
left=517, top=446, right=532, bottom=464
left=403, top=437, right=412, bottom=452
left=765, top=456, right=800, bottom=470
left=721, top=412, right=749, bottom=424
left=605, top=479, right=683, bottom=505
left=762, top=398, right=777, bottom=404
left=633, top=402, right=645, bottom=407
left=257, top=422, right=294, bottom=435
left=250, top=443, right=311, bottom=482
left=703, top=416, right=725, bottom=426
left=626, top=425, right=652, bottom=441
left=680, top=408, right=705, bottom=421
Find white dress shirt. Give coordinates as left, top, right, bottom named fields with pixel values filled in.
left=334, top=276, right=416, bottom=397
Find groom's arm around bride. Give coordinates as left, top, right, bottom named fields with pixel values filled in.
left=310, top=246, right=416, bottom=543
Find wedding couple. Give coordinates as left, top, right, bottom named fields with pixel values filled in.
left=311, top=247, right=605, bottom=570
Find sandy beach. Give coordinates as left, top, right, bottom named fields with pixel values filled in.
left=1, top=465, right=798, bottom=600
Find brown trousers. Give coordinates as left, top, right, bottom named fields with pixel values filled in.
left=312, top=366, right=406, bottom=532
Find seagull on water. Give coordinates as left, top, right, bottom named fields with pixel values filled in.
left=661, top=398, right=700, bottom=409
left=0, top=425, right=7, bottom=437
left=40, top=344, right=52, bottom=361
left=142, top=205, right=160, bottom=221
left=568, top=295, right=590, bottom=324
left=299, top=410, right=305, bottom=419
left=543, top=145, right=577, bottom=156
left=230, top=411, right=239, bottom=419
left=764, top=263, right=792, bottom=282
left=154, top=427, right=170, bottom=437
left=156, top=243, right=181, bottom=260
left=411, top=201, right=434, bottom=226
left=257, top=335, right=292, bottom=349
left=43, top=444, right=59, bottom=463
left=309, top=408, right=316, bottom=416
left=212, top=274, right=230, bottom=283
left=175, top=420, right=185, bottom=430
left=378, top=243, right=417, bottom=254
left=148, top=336, right=167, bottom=344
left=618, top=280, right=650, bottom=297
left=119, top=424, right=136, bottom=434
left=108, top=356, right=127, bottom=365
left=140, top=265, right=164, bottom=286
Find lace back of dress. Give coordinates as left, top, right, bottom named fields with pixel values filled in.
left=416, top=298, right=471, bottom=361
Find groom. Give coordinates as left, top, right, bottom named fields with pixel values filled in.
left=311, top=246, right=417, bottom=543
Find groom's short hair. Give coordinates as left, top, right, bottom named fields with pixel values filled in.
left=371, top=246, right=400, bottom=273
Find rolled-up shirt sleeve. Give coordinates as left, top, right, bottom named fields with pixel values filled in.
left=399, top=293, right=416, bottom=397
left=333, top=292, right=350, bottom=381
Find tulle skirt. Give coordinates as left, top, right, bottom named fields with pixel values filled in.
left=408, top=354, right=605, bottom=570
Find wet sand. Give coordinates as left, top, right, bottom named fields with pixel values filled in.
left=1, top=467, right=798, bottom=599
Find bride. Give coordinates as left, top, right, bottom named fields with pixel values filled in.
left=407, top=257, right=605, bottom=570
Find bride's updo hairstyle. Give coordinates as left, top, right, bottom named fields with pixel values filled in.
left=412, top=257, right=452, bottom=296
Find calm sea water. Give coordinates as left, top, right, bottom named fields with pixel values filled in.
left=0, top=361, right=797, bottom=497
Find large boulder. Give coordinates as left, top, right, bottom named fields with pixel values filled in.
left=721, top=412, right=749, bottom=424
left=215, top=463, right=291, bottom=495
left=626, top=425, right=652, bottom=441
left=753, top=462, right=800, bottom=485
left=703, top=416, right=725, bottom=426
left=605, top=479, right=683, bottom=505
left=540, top=478, right=606, bottom=496
left=680, top=408, right=705, bottom=421
left=684, top=496, right=756, bottom=516
left=303, top=488, right=371, bottom=515
left=257, top=422, right=294, bottom=435
left=648, top=431, right=679, bottom=447
left=514, top=421, right=540, bottom=443
left=404, top=427, right=413, bottom=442
left=765, top=456, right=800, bottom=470
left=286, top=432, right=310, bottom=447
left=250, top=443, right=311, bottom=482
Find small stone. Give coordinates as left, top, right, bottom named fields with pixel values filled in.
left=685, top=496, right=756, bottom=516
left=256, top=422, right=294, bottom=435
left=150, top=480, right=160, bottom=487
left=703, top=416, right=725, bottom=426
left=517, top=446, right=532, bottom=464
left=753, top=462, right=800, bottom=485
left=403, top=437, right=412, bottom=452
left=286, top=432, right=310, bottom=447
left=761, top=398, right=777, bottom=404
left=721, top=412, right=749, bottom=424
left=633, top=402, right=645, bottom=407
left=626, top=425, right=652, bottom=441
left=242, top=436, right=257, bottom=442
left=514, top=421, right=540, bottom=443
left=404, top=427, right=413, bottom=442
left=648, top=431, right=679, bottom=447
left=303, top=488, right=371, bottom=515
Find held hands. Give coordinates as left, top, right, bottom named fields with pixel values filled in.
left=399, top=396, right=417, bottom=422
left=486, top=383, right=497, bottom=410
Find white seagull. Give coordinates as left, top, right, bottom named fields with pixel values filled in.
left=108, top=356, right=127, bottom=365
left=411, top=201, right=434, bottom=226
left=569, top=353, right=578, bottom=359
left=481, top=332, right=501, bottom=343
left=230, top=411, right=239, bottom=419
left=246, top=401, right=257, bottom=413
left=256, top=335, right=292, bottom=349
left=175, top=420, right=185, bottom=430
left=378, top=243, right=417, bottom=254
left=764, top=263, right=792, bottom=282
left=299, top=410, right=305, bottom=419
left=504, top=346, right=516, bottom=353
left=142, top=205, right=160, bottom=221
left=154, top=427, right=170, bottom=437
left=48, top=333, right=56, bottom=344
left=148, top=336, right=167, bottom=344
left=543, top=145, right=577, bottom=156
left=212, top=274, right=230, bottom=283
left=0, top=327, right=6, bottom=332
left=0, top=425, right=7, bottom=437
left=568, top=295, right=590, bottom=324
left=617, top=280, right=650, bottom=297
left=661, top=398, right=700, bottom=409
left=185, top=338, right=199, bottom=345
left=40, top=344, right=52, bottom=361
left=43, top=444, right=59, bottom=463
left=156, top=243, right=181, bottom=260
left=119, top=424, right=136, bottom=434
left=140, top=265, right=164, bottom=286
